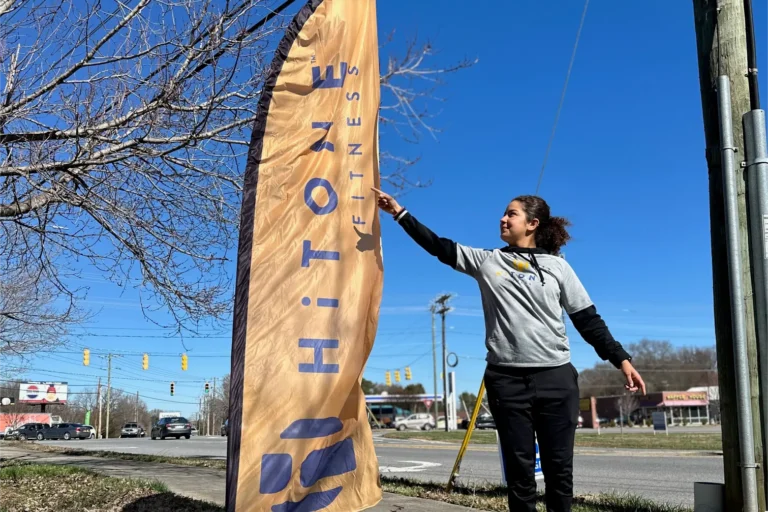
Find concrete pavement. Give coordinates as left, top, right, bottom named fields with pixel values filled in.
left=0, top=445, right=476, bottom=511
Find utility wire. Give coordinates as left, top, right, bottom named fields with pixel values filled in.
left=535, top=0, right=590, bottom=195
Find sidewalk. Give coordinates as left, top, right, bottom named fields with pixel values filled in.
left=0, top=446, right=475, bottom=511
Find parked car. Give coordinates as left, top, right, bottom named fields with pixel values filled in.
left=394, top=413, right=435, bottom=431
left=7, top=422, right=50, bottom=441
left=78, top=425, right=96, bottom=439
left=475, top=414, right=496, bottom=430
left=44, top=423, right=89, bottom=440
left=191, top=426, right=198, bottom=436
left=151, top=416, right=192, bottom=440
left=70, top=423, right=96, bottom=439
left=120, top=423, right=145, bottom=438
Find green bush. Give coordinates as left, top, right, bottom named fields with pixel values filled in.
left=627, top=420, right=634, bottom=428
left=702, top=419, right=708, bottom=425
left=609, top=420, right=616, bottom=428
left=645, top=418, right=653, bottom=427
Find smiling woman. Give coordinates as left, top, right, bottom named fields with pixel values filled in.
left=373, top=188, right=646, bottom=512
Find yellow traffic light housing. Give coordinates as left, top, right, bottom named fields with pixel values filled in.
left=83, top=349, right=90, bottom=366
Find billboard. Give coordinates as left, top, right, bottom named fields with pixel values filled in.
left=18, top=382, right=68, bottom=404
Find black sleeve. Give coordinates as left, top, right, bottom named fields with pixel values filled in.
left=395, top=210, right=458, bottom=269
left=568, top=305, right=631, bottom=369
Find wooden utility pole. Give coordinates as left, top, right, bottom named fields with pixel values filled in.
left=433, top=294, right=453, bottom=432
left=97, top=377, right=102, bottom=439
left=212, top=378, right=217, bottom=435
left=105, top=353, right=113, bottom=439
left=430, top=305, right=439, bottom=423
left=692, top=0, right=765, bottom=507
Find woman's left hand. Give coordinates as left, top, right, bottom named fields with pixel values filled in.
left=620, top=360, right=646, bottom=394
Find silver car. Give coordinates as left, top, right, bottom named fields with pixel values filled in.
left=394, top=413, right=435, bottom=431
left=120, top=423, right=145, bottom=438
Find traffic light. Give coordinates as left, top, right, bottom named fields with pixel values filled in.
left=170, top=382, right=175, bottom=396
left=181, top=353, right=188, bottom=371
left=385, top=371, right=391, bottom=386
left=142, top=353, right=149, bottom=370
left=394, top=370, right=401, bottom=383
left=405, top=366, right=412, bottom=381
left=204, top=382, right=210, bottom=394
left=83, top=349, right=90, bottom=366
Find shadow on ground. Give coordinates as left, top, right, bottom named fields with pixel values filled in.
left=122, top=493, right=224, bottom=512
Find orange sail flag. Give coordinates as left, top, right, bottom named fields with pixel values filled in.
left=227, top=1, right=383, bottom=511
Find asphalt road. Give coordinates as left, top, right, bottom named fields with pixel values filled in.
left=38, top=433, right=722, bottom=507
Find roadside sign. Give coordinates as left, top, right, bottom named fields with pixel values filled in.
left=18, top=382, right=68, bottom=404
left=423, top=399, right=433, bottom=409
left=652, top=411, right=668, bottom=435
left=497, top=430, right=543, bottom=483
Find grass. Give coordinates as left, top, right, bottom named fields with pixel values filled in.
left=381, top=477, right=692, bottom=512
left=0, top=460, right=222, bottom=512
left=12, top=441, right=228, bottom=470
left=382, top=431, right=723, bottom=451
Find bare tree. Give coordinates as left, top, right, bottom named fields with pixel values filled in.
left=0, top=269, right=83, bottom=357
left=0, top=0, right=474, bottom=341
left=615, top=393, right=639, bottom=422
left=578, top=340, right=718, bottom=397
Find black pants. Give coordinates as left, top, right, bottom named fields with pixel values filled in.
left=485, top=362, right=579, bottom=512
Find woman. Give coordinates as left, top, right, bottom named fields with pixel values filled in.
left=372, top=189, right=645, bottom=512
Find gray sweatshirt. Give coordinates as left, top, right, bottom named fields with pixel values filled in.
left=394, top=209, right=631, bottom=369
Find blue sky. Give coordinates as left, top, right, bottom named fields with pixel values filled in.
left=14, top=0, right=768, bottom=417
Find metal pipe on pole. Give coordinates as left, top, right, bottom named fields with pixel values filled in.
left=718, top=74, right=760, bottom=512
left=744, top=108, right=768, bottom=466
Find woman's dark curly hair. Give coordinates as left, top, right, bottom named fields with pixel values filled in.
left=513, top=195, right=571, bottom=255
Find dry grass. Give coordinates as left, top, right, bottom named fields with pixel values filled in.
left=0, top=460, right=223, bottom=512
left=9, top=441, right=227, bottom=469
left=382, top=477, right=692, bottom=512
left=382, top=431, right=722, bottom=451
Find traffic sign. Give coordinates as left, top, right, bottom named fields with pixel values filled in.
left=423, top=399, right=433, bottom=409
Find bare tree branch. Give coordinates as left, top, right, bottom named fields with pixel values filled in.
left=0, top=0, right=475, bottom=344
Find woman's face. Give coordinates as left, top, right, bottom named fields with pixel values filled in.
left=499, top=200, right=538, bottom=244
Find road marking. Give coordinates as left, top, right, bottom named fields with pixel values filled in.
left=379, top=461, right=442, bottom=473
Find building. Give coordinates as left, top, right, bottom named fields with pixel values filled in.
left=638, top=391, right=710, bottom=425
left=592, top=390, right=712, bottom=426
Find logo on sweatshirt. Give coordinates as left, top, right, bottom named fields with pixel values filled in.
left=511, top=260, right=530, bottom=272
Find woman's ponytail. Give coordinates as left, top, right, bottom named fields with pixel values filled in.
left=512, top=195, right=571, bottom=255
